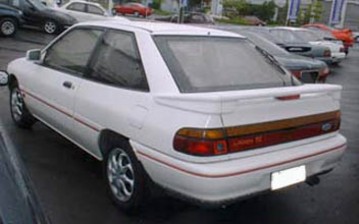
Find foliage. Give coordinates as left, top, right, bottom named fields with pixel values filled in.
left=216, top=17, right=250, bottom=25
left=276, top=0, right=288, bottom=25
left=295, top=0, right=324, bottom=25
left=151, top=0, right=161, bottom=9
left=222, top=0, right=275, bottom=22
left=312, top=0, right=323, bottom=21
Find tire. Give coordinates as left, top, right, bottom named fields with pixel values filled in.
left=104, top=139, right=148, bottom=212
left=111, top=8, right=117, bottom=16
left=43, top=20, right=58, bottom=34
left=0, top=17, right=17, bottom=37
left=10, top=86, right=36, bottom=129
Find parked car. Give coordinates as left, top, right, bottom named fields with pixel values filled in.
left=0, top=3, right=24, bottom=36
left=302, top=23, right=354, bottom=55
left=3, top=0, right=77, bottom=34
left=156, top=12, right=215, bottom=24
left=353, top=31, right=359, bottom=42
left=0, top=110, right=50, bottom=224
left=112, top=2, right=152, bottom=17
left=243, top=16, right=266, bottom=26
left=2, top=21, right=346, bottom=212
left=264, top=27, right=333, bottom=64
left=219, top=27, right=330, bottom=83
left=56, top=0, right=109, bottom=22
left=279, top=27, right=346, bottom=65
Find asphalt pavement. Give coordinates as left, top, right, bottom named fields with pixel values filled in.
left=0, top=28, right=358, bottom=224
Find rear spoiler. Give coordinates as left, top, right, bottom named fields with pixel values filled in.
left=154, top=84, right=342, bottom=114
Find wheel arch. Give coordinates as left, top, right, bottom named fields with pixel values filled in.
left=8, top=74, right=18, bottom=90
left=98, top=129, right=130, bottom=158
left=0, top=16, right=19, bottom=26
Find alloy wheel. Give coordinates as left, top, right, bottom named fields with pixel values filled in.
left=44, top=21, right=57, bottom=34
left=1, top=20, right=15, bottom=36
left=11, top=88, right=24, bottom=122
left=107, top=148, right=135, bottom=202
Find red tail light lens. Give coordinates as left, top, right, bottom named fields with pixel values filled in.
left=290, top=70, right=301, bottom=78
left=276, top=95, right=300, bottom=100
left=173, top=111, right=340, bottom=156
left=323, top=49, right=331, bottom=57
left=319, top=67, right=330, bottom=83
left=173, top=130, right=228, bottom=156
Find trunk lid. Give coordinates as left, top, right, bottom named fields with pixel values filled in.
left=156, top=84, right=342, bottom=159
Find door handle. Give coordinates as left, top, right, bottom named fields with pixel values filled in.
left=62, top=81, right=73, bottom=89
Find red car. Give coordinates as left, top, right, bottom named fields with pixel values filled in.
left=303, top=23, right=354, bottom=54
left=112, top=3, right=152, bottom=17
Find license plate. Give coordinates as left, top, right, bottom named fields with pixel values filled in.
left=271, top=165, right=306, bottom=190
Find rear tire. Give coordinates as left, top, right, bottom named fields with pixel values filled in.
left=43, top=20, right=58, bottom=34
left=0, top=17, right=17, bottom=37
left=10, top=86, right=36, bottom=129
left=104, top=138, right=148, bottom=213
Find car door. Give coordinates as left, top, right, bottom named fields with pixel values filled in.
left=21, top=0, right=44, bottom=26
left=22, top=27, right=103, bottom=138
left=64, top=2, right=87, bottom=22
left=72, top=29, right=151, bottom=159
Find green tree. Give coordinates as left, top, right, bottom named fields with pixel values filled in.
left=312, top=0, right=323, bottom=21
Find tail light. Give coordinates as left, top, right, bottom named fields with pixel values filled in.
left=173, top=111, right=341, bottom=156
left=323, top=49, right=331, bottom=57
left=319, top=67, right=330, bottom=83
left=173, top=129, right=228, bottom=156
left=290, top=70, right=301, bottom=78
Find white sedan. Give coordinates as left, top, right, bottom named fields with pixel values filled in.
left=289, top=27, right=346, bottom=64
left=0, top=20, right=346, bottom=212
left=56, top=0, right=109, bottom=22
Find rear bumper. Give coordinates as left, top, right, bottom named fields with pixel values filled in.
left=134, top=134, right=346, bottom=204
left=331, top=52, right=346, bottom=63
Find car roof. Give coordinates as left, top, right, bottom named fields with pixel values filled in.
left=76, top=20, right=245, bottom=37
left=65, top=0, right=102, bottom=7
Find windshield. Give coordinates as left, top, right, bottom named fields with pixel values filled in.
left=154, top=36, right=296, bottom=93
left=270, top=29, right=307, bottom=43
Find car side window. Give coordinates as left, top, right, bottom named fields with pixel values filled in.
left=43, top=28, right=103, bottom=76
left=86, top=30, right=149, bottom=91
left=87, top=5, right=104, bottom=15
left=67, top=3, right=85, bottom=12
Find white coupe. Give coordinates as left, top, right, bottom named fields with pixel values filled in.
left=0, top=20, right=346, bottom=212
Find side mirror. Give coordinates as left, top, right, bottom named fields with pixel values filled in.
left=0, top=71, right=9, bottom=86
left=26, top=49, right=41, bottom=62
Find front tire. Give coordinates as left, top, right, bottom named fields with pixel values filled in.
left=43, top=20, right=58, bottom=34
left=0, top=18, right=17, bottom=37
left=111, top=8, right=117, bottom=16
left=10, top=86, right=36, bottom=129
left=104, top=139, right=148, bottom=212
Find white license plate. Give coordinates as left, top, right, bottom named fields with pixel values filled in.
left=271, top=165, right=306, bottom=190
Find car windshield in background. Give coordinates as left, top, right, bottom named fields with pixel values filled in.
left=240, top=32, right=291, bottom=56
left=26, top=0, right=46, bottom=10
left=270, top=29, right=307, bottom=44
left=154, top=36, right=295, bottom=93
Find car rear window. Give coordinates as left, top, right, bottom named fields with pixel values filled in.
left=153, top=35, right=297, bottom=93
